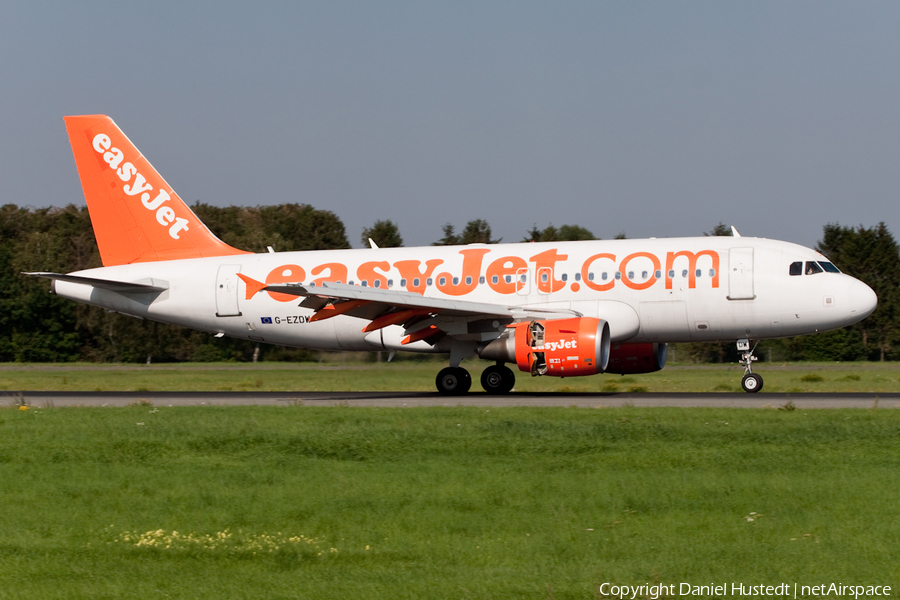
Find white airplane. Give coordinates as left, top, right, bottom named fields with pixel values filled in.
left=29, top=115, right=877, bottom=394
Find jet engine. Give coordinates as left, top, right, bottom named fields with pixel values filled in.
left=479, top=317, right=610, bottom=377
left=605, top=343, right=668, bottom=375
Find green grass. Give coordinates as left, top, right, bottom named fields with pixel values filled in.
left=1, top=361, right=899, bottom=393
left=0, top=406, right=897, bottom=598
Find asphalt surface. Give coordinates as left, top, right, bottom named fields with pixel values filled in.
left=4, top=390, right=899, bottom=408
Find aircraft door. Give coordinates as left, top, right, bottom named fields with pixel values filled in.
left=516, top=267, right=531, bottom=296
left=727, top=248, right=755, bottom=300
left=537, top=267, right=553, bottom=295
left=216, top=264, right=242, bottom=317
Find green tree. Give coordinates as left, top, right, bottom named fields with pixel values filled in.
left=459, top=219, right=499, bottom=244
left=523, top=224, right=595, bottom=242
left=193, top=203, right=350, bottom=252
left=361, top=220, right=403, bottom=248
left=816, top=222, right=900, bottom=361
left=433, top=223, right=459, bottom=246
left=4, top=203, right=351, bottom=363
left=705, top=223, right=732, bottom=236
left=434, top=220, right=499, bottom=245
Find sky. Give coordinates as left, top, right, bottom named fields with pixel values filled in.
left=2, top=1, right=899, bottom=249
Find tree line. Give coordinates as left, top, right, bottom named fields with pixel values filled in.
left=1, top=203, right=896, bottom=362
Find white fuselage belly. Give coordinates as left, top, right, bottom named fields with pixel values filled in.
left=52, top=236, right=873, bottom=352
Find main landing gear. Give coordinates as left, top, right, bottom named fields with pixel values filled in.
left=435, top=367, right=471, bottom=395
left=480, top=364, right=516, bottom=394
left=435, top=364, right=516, bottom=395
left=737, top=338, right=763, bottom=393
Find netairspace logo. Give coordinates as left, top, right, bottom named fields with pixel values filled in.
left=597, top=582, right=892, bottom=599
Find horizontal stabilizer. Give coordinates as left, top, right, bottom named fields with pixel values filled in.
left=24, top=272, right=168, bottom=293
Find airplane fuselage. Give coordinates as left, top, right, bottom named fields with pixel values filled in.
left=52, top=235, right=875, bottom=353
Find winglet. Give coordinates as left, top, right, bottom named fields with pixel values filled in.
left=64, top=115, right=251, bottom=266
left=237, top=273, right=267, bottom=299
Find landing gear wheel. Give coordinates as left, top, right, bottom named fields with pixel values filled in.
left=436, top=367, right=471, bottom=395
left=458, top=368, right=472, bottom=393
left=737, top=338, right=763, bottom=394
left=741, top=373, right=763, bottom=393
left=481, top=364, right=516, bottom=394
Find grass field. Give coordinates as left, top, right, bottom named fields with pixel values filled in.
left=0, top=405, right=898, bottom=598
left=1, top=360, right=900, bottom=393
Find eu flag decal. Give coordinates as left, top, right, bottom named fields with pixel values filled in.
left=261, top=317, right=273, bottom=324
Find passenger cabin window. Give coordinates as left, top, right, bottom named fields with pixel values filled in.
left=805, top=261, right=824, bottom=275
left=789, top=262, right=802, bottom=276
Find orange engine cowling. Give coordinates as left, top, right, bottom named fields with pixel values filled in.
left=606, top=343, right=668, bottom=375
left=479, top=317, right=610, bottom=377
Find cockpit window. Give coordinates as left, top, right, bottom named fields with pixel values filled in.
left=805, top=261, right=824, bottom=275
left=819, top=261, right=841, bottom=273
left=789, top=261, right=802, bottom=276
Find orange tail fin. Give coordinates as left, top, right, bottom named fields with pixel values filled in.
left=64, top=115, right=250, bottom=266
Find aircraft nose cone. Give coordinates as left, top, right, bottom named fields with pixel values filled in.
left=849, top=279, right=877, bottom=320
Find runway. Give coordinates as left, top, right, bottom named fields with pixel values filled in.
left=5, top=390, right=899, bottom=409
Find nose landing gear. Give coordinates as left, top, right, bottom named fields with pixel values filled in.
left=737, top=338, right=763, bottom=393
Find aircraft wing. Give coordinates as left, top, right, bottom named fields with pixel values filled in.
left=24, top=272, right=169, bottom=293
left=239, top=275, right=578, bottom=343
